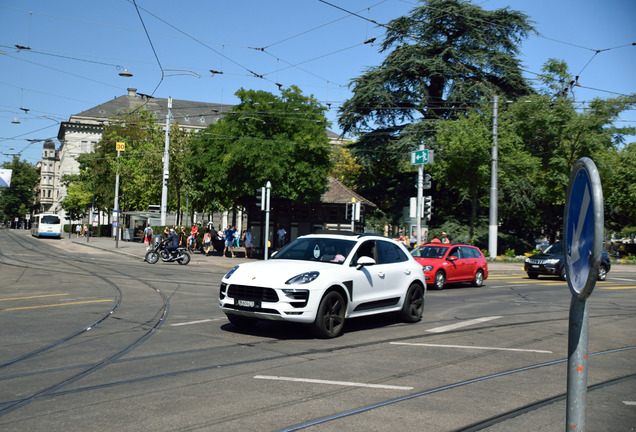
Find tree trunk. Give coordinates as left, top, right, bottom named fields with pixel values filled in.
left=469, top=187, right=479, bottom=243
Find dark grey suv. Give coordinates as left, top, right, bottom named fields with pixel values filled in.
left=524, top=243, right=611, bottom=281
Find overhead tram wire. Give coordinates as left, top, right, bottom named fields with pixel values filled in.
left=262, top=0, right=390, bottom=49
left=131, top=0, right=164, bottom=98
left=126, top=0, right=274, bottom=86
left=3, top=53, right=123, bottom=91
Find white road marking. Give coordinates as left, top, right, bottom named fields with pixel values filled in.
left=254, top=375, right=413, bottom=390
left=571, top=183, right=590, bottom=265
left=426, top=316, right=502, bottom=333
left=390, top=342, right=552, bottom=354
left=170, top=318, right=225, bottom=327
left=623, top=401, right=636, bottom=406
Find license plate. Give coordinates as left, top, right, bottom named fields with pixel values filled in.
left=237, top=299, right=258, bottom=308
left=532, top=265, right=539, bottom=268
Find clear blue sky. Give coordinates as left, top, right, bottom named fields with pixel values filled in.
left=0, top=0, right=634, bottom=165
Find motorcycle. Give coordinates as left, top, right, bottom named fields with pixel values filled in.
left=145, top=239, right=191, bottom=265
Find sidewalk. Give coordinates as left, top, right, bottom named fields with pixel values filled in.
left=61, top=234, right=533, bottom=273
left=63, top=234, right=253, bottom=269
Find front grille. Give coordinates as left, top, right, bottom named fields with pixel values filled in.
left=228, top=285, right=279, bottom=302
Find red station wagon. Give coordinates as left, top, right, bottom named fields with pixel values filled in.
left=410, top=243, right=489, bottom=289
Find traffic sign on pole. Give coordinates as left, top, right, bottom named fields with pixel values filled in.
left=411, top=149, right=434, bottom=165
left=563, top=157, right=604, bottom=432
left=564, top=157, right=604, bottom=299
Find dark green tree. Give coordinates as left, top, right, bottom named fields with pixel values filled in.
left=508, top=59, right=636, bottom=241
left=188, top=86, right=332, bottom=210
left=59, top=173, right=93, bottom=230
left=0, top=156, right=40, bottom=223
left=604, top=141, right=636, bottom=233
left=338, top=0, right=535, bottom=220
left=76, top=109, right=176, bottom=218
left=433, top=104, right=538, bottom=244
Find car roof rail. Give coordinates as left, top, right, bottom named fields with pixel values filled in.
left=313, top=229, right=360, bottom=236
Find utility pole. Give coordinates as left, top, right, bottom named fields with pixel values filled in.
left=416, top=143, right=424, bottom=245
left=488, top=95, right=499, bottom=258
left=161, top=97, right=172, bottom=226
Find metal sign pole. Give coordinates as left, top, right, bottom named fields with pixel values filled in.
left=564, top=157, right=604, bottom=431
left=566, top=295, right=590, bottom=431
left=416, top=144, right=424, bottom=245
left=264, top=181, right=271, bottom=260
left=114, top=149, right=120, bottom=249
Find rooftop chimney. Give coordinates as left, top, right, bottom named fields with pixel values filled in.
left=127, top=88, right=137, bottom=97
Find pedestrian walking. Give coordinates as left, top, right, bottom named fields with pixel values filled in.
left=144, top=225, right=153, bottom=250
left=76, top=224, right=81, bottom=238
left=189, top=224, right=199, bottom=251
left=277, top=225, right=287, bottom=249
left=244, top=227, right=254, bottom=258
left=223, top=225, right=235, bottom=258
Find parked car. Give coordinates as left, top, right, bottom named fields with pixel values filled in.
left=524, top=243, right=611, bottom=281
left=410, top=243, right=489, bottom=290
left=219, top=232, right=426, bottom=338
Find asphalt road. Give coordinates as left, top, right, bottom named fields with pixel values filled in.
left=1, top=230, right=635, bottom=431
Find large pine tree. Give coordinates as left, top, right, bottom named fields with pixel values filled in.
left=338, top=0, right=535, bottom=220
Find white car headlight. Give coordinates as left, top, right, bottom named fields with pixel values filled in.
left=224, top=265, right=239, bottom=279
left=422, top=265, right=434, bottom=272
left=545, top=259, right=560, bottom=265
left=285, top=271, right=319, bottom=285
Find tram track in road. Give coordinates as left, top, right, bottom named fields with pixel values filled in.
left=0, top=230, right=169, bottom=417
left=1, top=230, right=634, bottom=430
left=274, top=346, right=636, bottom=432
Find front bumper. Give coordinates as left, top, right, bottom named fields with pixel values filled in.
left=219, top=282, right=318, bottom=324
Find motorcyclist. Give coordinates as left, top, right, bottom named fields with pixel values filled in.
left=163, top=228, right=179, bottom=259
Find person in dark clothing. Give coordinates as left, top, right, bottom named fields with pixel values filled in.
left=164, top=228, right=179, bottom=258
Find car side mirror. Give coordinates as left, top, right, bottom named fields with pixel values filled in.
left=448, top=255, right=458, bottom=262
left=356, top=255, right=376, bottom=270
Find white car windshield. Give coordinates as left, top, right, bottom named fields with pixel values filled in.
left=272, top=237, right=356, bottom=264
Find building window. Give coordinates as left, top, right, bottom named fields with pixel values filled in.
left=48, top=190, right=51, bottom=198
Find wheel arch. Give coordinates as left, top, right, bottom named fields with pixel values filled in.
left=323, top=284, right=350, bottom=306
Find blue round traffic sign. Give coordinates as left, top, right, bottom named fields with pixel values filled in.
left=563, top=157, right=604, bottom=299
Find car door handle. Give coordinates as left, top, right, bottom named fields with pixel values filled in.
left=404, top=269, right=411, bottom=275
left=378, top=272, right=385, bottom=278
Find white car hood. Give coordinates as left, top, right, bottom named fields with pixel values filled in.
left=224, top=259, right=337, bottom=287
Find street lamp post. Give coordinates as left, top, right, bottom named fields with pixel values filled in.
left=114, top=148, right=121, bottom=248
left=161, top=97, right=172, bottom=226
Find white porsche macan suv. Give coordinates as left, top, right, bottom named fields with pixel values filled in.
left=219, top=232, right=426, bottom=338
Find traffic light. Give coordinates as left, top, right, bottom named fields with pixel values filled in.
left=345, top=200, right=360, bottom=221
left=423, top=173, right=431, bottom=189
left=255, top=187, right=265, bottom=211
left=423, top=195, right=433, bottom=221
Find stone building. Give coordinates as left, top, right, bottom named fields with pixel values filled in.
left=39, top=88, right=232, bottom=222
left=37, top=88, right=369, bottom=240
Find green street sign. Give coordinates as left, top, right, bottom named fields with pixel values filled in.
left=411, top=149, right=434, bottom=165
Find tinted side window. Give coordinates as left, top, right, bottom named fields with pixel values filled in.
left=377, top=240, right=408, bottom=264
left=353, top=240, right=376, bottom=264
left=448, top=247, right=461, bottom=259
left=461, top=247, right=479, bottom=258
